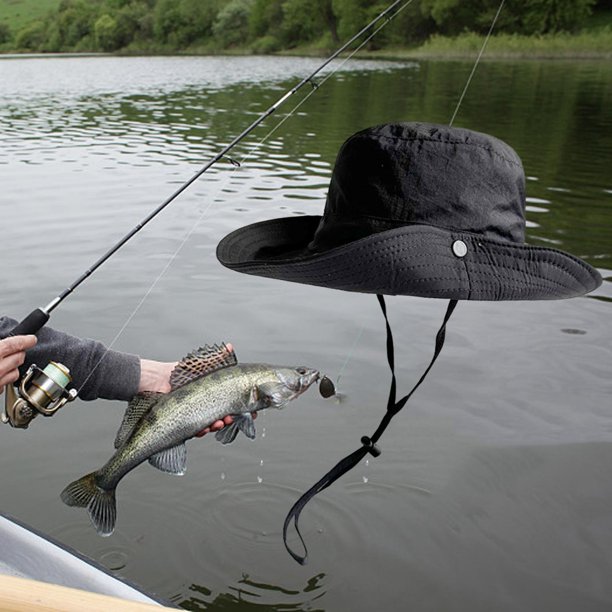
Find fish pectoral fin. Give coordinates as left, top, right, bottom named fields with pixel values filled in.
left=115, top=392, right=162, bottom=449
left=214, top=420, right=241, bottom=445
left=214, top=413, right=256, bottom=445
left=236, top=412, right=256, bottom=439
left=148, top=442, right=187, bottom=475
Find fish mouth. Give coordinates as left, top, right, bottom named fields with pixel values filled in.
left=298, top=368, right=321, bottom=392
left=294, top=367, right=320, bottom=393
left=275, top=367, right=319, bottom=405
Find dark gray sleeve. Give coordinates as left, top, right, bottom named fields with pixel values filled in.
left=0, top=317, right=141, bottom=401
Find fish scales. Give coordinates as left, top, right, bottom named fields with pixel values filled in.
left=98, top=364, right=294, bottom=489
left=61, top=354, right=319, bottom=536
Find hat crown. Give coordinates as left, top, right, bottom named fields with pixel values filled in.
left=217, top=121, right=602, bottom=301
left=310, top=123, right=526, bottom=252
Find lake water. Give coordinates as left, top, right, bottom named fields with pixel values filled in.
left=1, top=55, right=611, bottom=611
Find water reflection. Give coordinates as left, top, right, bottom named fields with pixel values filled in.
left=1, top=56, right=611, bottom=612
left=180, top=574, right=326, bottom=611
left=2, top=57, right=610, bottom=270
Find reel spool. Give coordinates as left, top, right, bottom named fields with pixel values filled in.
left=2, top=362, right=78, bottom=429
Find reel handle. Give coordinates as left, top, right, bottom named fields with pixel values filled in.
left=8, top=308, right=50, bottom=336
left=2, top=308, right=50, bottom=428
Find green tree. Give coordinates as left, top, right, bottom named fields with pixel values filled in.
left=320, top=0, right=340, bottom=44
left=94, top=14, right=123, bottom=50
left=420, top=0, right=597, bottom=34
left=384, top=1, right=436, bottom=46
left=53, top=0, right=98, bottom=48
left=332, top=0, right=370, bottom=40
left=177, top=0, right=221, bottom=44
left=15, top=21, right=46, bottom=50
left=154, top=0, right=219, bottom=47
left=284, top=0, right=339, bottom=45
left=281, top=0, right=327, bottom=45
left=331, top=0, right=402, bottom=46
left=419, top=0, right=490, bottom=35
left=0, top=23, right=11, bottom=45
left=519, top=0, right=596, bottom=33
left=153, top=0, right=183, bottom=44
left=249, top=0, right=283, bottom=38
left=115, top=1, right=157, bottom=47
left=213, top=0, right=253, bottom=47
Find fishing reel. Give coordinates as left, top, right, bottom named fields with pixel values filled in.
left=2, top=361, right=78, bottom=429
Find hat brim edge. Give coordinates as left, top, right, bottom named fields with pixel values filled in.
left=216, top=216, right=602, bottom=301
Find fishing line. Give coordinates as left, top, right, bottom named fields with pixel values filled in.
left=449, top=0, right=506, bottom=127
left=335, top=326, right=364, bottom=390
left=205, top=0, right=418, bottom=196
left=237, top=0, right=417, bottom=152
left=331, top=0, right=507, bottom=387
left=76, top=209, right=209, bottom=395
left=281, top=0, right=509, bottom=565
left=75, top=0, right=417, bottom=393
left=235, top=0, right=417, bottom=389
left=7, top=0, right=411, bottom=346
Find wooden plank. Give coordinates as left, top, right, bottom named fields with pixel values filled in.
left=0, top=575, right=176, bottom=612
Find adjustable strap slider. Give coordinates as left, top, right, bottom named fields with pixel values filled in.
left=360, top=436, right=381, bottom=457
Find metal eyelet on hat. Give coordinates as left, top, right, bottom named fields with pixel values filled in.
left=452, top=240, right=468, bottom=258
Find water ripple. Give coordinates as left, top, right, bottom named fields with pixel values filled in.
left=2, top=56, right=611, bottom=612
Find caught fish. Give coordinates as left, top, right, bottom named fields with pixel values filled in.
left=61, top=343, right=319, bottom=536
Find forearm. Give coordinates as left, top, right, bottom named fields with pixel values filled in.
left=0, top=317, right=141, bottom=401
left=2, top=318, right=236, bottom=436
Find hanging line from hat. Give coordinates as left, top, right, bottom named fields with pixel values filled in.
left=283, top=298, right=457, bottom=564
left=282, top=0, right=506, bottom=565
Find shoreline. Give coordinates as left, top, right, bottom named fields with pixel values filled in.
left=1, top=51, right=611, bottom=62
left=2, top=37, right=612, bottom=62
left=362, top=50, right=612, bottom=61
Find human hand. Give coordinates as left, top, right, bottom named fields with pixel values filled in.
left=139, top=342, right=238, bottom=394
left=0, top=335, right=37, bottom=394
left=138, top=343, right=254, bottom=437
left=195, top=412, right=257, bottom=438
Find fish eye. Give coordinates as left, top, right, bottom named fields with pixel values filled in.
left=296, top=367, right=307, bottom=375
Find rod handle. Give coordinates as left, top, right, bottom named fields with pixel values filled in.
left=8, top=309, right=50, bottom=337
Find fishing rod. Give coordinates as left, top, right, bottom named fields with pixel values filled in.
left=2, top=0, right=407, bottom=428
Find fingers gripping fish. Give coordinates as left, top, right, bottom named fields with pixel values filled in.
left=61, top=343, right=319, bottom=536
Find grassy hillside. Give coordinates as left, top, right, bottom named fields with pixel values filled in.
left=0, top=0, right=60, bottom=31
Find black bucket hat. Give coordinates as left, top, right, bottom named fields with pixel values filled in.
left=217, top=122, right=601, bottom=300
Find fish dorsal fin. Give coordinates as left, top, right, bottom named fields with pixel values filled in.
left=170, top=343, right=237, bottom=390
left=114, top=392, right=162, bottom=449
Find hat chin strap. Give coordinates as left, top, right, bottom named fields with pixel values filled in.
left=283, top=296, right=459, bottom=565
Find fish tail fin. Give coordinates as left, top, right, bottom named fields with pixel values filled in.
left=61, top=472, right=117, bottom=537
left=61, top=472, right=98, bottom=507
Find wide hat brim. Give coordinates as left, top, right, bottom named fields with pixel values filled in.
left=217, top=215, right=601, bottom=300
